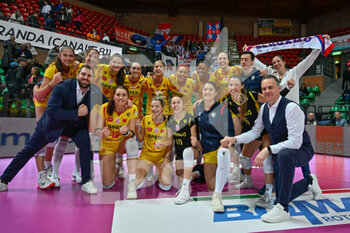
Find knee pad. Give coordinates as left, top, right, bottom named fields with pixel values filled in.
left=183, top=147, right=194, bottom=168
left=125, top=138, right=139, bottom=159
left=136, top=179, right=145, bottom=190
left=217, top=148, right=230, bottom=169
left=89, top=132, right=97, bottom=148
left=102, top=180, right=116, bottom=189
left=240, top=153, right=252, bottom=170
left=54, top=137, right=69, bottom=156
left=47, top=142, right=56, bottom=148
left=263, top=155, right=274, bottom=174
left=158, top=182, right=172, bottom=191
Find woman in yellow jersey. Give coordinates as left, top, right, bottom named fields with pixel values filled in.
left=211, top=52, right=242, bottom=98
left=127, top=94, right=173, bottom=199
left=168, top=65, right=195, bottom=115
left=141, top=60, right=178, bottom=115
left=33, top=46, right=77, bottom=188
left=124, top=62, right=145, bottom=118
left=159, top=94, right=201, bottom=204
left=50, top=48, right=103, bottom=186
left=95, top=86, right=139, bottom=189
left=192, top=62, right=212, bottom=100
left=94, top=53, right=125, bottom=100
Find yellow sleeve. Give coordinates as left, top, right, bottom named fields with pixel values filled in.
left=141, top=116, right=146, bottom=128
left=99, top=103, right=108, bottom=118
left=131, top=106, right=139, bottom=119
left=44, top=64, right=57, bottom=80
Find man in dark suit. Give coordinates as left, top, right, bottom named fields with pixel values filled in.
left=221, top=75, right=322, bottom=223
left=0, top=65, right=103, bottom=194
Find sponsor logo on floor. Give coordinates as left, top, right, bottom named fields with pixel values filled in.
left=112, top=189, right=350, bottom=233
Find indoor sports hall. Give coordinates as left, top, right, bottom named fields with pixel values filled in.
left=1, top=0, right=350, bottom=232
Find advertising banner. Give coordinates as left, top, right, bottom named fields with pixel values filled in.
left=115, top=27, right=151, bottom=49
left=0, top=20, right=122, bottom=55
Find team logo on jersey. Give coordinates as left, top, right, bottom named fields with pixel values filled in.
left=211, top=112, right=216, bottom=117
left=102, top=75, right=107, bottom=81
left=123, top=118, right=127, bottom=123
left=154, top=128, right=159, bottom=134
left=131, top=86, right=135, bottom=89
left=127, top=113, right=130, bottom=117
left=115, top=118, right=120, bottom=124
left=175, top=124, right=180, bottom=131
left=109, top=79, right=113, bottom=84
left=251, top=75, right=255, bottom=80
left=147, top=127, right=152, bottom=132
left=107, top=117, right=113, bottom=122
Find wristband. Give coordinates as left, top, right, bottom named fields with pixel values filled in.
left=122, top=131, right=129, bottom=136
left=48, top=83, right=53, bottom=89
left=128, top=130, right=135, bottom=137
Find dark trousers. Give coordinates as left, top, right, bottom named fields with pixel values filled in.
left=0, top=126, right=92, bottom=184
left=272, top=145, right=314, bottom=211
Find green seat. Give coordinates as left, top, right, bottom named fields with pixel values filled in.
left=300, top=98, right=309, bottom=106
left=313, top=86, right=321, bottom=95
left=21, top=99, right=27, bottom=116
left=330, top=106, right=341, bottom=112
left=306, top=92, right=315, bottom=102
left=307, top=87, right=313, bottom=92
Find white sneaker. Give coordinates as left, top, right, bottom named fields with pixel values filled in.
left=146, top=168, right=153, bottom=182
left=127, top=181, right=137, bottom=199
left=48, top=175, right=61, bottom=188
left=212, top=192, right=225, bottom=212
left=309, top=174, right=322, bottom=200
left=234, top=180, right=254, bottom=189
left=256, top=194, right=274, bottom=209
left=174, top=185, right=191, bottom=205
left=261, top=203, right=289, bottom=223
left=81, top=181, right=98, bottom=194
left=45, top=165, right=53, bottom=177
left=37, top=173, right=55, bottom=189
left=228, top=167, right=240, bottom=184
left=118, top=166, right=125, bottom=179
left=0, top=181, right=8, bottom=191
left=72, top=171, right=82, bottom=184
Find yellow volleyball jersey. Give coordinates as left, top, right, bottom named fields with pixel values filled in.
left=123, top=74, right=145, bottom=107
left=99, top=103, right=138, bottom=146
left=95, top=65, right=118, bottom=100
left=211, top=65, right=242, bottom=98
left=35, top=63, right=78, bottom=107
left=141, top=114, right=168, bottom=154
left=142, top=76, right=178, bottom=115
left=168, top=75, right=195, bottom=114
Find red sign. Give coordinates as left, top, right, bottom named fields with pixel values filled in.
left=316, top=126, right=344, bottom=155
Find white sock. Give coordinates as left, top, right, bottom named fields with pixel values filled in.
left=182, top=178, right=190, bottom=187
left=214, top=148, right=230, bottom=194
left=128, top=174, right=136, bottom=182
left=245, top=175, right=252, bottom=184
left=266, top=183, right=274, bottom=196
left=44, top=161, right=51, bottom=169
